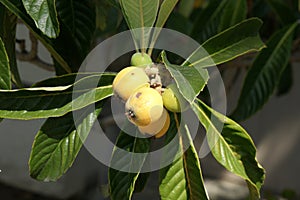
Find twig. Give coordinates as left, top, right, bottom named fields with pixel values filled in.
left=16, top=32, right=54, bottom=72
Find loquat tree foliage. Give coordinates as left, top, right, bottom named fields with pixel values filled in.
left=0, top=0, right=299, bottom=199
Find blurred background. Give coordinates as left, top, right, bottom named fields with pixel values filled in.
left=0, top=19, right=299, bottom=200
left=0, top=1, right=300, bottom=200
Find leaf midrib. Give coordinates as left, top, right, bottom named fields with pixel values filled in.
left=192, top=100, right=251, bottom=182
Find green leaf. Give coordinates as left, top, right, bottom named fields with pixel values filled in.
left=267, top=0, right=297, bottom=24
left=192, top=99, right=265, bottom=199
left=149, top=0, right=179, bottom=53
left=161, top=51, right=209, bottom=103
left=109, top=130, right=151, bottom=200
left=231, top=22, right=298, bottom=121
left=218, top=0, right=247, bottom=31
left=277, top=63, right=293, bottom=96
left=133, top=172, right=150, bottom=193
left=119, top=0, right=159, bottom=51
left=0, top=38, right=11, bottom=90
left=177, top=0, right=193, bottom=18
left=29, top=102, right=104, bottom=181
left=0, top=4, right=22, bottom=87
left=186, top=18, right=265, bottom=68
left=55, top=0, right=96, bottom=66
left=0, top=74, right=114, bottom=120
left=32, top=72, right=114, bottom=87
left=165, top=12, right=193, bottom=35
left=191, top=0, right=228, bottom=43
left=159, top=113, right=209, bottom=200
left=0, top=0, right=71, bottom=73
left=22, top=0, right=60, bottom=38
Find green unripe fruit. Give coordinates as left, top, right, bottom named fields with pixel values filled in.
left=131, top=52, right=153, bottom=67
left=112, top=67, right=150, bottom=101
left=162, top=84, right=188, bottom=113
left=125, top=87, right=163, bottom=126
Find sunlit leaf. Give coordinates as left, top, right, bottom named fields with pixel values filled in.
left=186, top=18, right=265, bottom=68
left=149, top=0, right=179, bottom=53
left=0, top=74, right=114, bottom=120
left=29, top=102, right=104, bottom=181
left=192, top=99, right=265, bottom=199
left=159, top=113, right=209, bottom=200
left=161, top=51, right=209, bottom=103
left=119, top=0, right=159, bottom=51
left=22, top=0, right=60, bottom=38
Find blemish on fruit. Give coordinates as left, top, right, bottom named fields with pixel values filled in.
left=136, top=92, right=142, bottom=98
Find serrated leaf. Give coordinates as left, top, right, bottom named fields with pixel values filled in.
left=192, top=99, right=265, bottom=199
left=218, top=0, right=247, bottom=31
left=109, top=130, right=151, bottom=200
left=29, top=102, right=104, bottom=181
left=0, top=74, right=114, bottom=120
left=185, top=18, right=265, bottom=68
left=149, top=0, right=179, bottom=53
left=0, top=38, right=11, bottom=90
left=191, top=0, right=228, bottom=43
left=161, top=51, right=209, bottom=104
left=119, top=0, right=159, bottom=51
left=22, top=0, right=60, bottom=38
left=0, top=5, right=22, bottom=87
left=231, top=22, right=298, bottom=121
left=56, top=0, right=96, bottom=63
left=0, top=0, right=71, bottom=73
left=159, top=113, right=209, bottom=200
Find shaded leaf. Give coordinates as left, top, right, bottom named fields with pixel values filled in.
left=192, top=99, right=265, bottom=199
left=186, top=18, right=265, bottom=68
left=109, top=130, right=151, bottom=200
left=161, top=51, right=209, bottom=104
left=231, top=22, right=298, bottom=121
left=0, top=4, right=22, bottom=87
left=133, top=172, right=150, bottom=193
left=177, top=0, right=194, bottom=18
left=191, top=0, right=228, bottom=43
left=0, top=38, right=11, bottom=89
left=267, top=0, right=297, bottom=24
left=276, top=63, right=293, bottom=96
left=55, top=0, right=96, bottom=66
left=29, top=102, right=104, bottom=181
left=119, top=0, right=159, bottom=50
left=0, top=0, right=71, bottom=73
left=0, top=74, right=114, bottom=120
left=165, top=12, right=192, bottom=35
left=22, top=0, right=60, bottom=38
left=218, top=0, right=247, bottom=31
left=159, top=113, right=209, bottom=200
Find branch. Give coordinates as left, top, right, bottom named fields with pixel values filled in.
left=16, top=32, right=54, bottom=72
